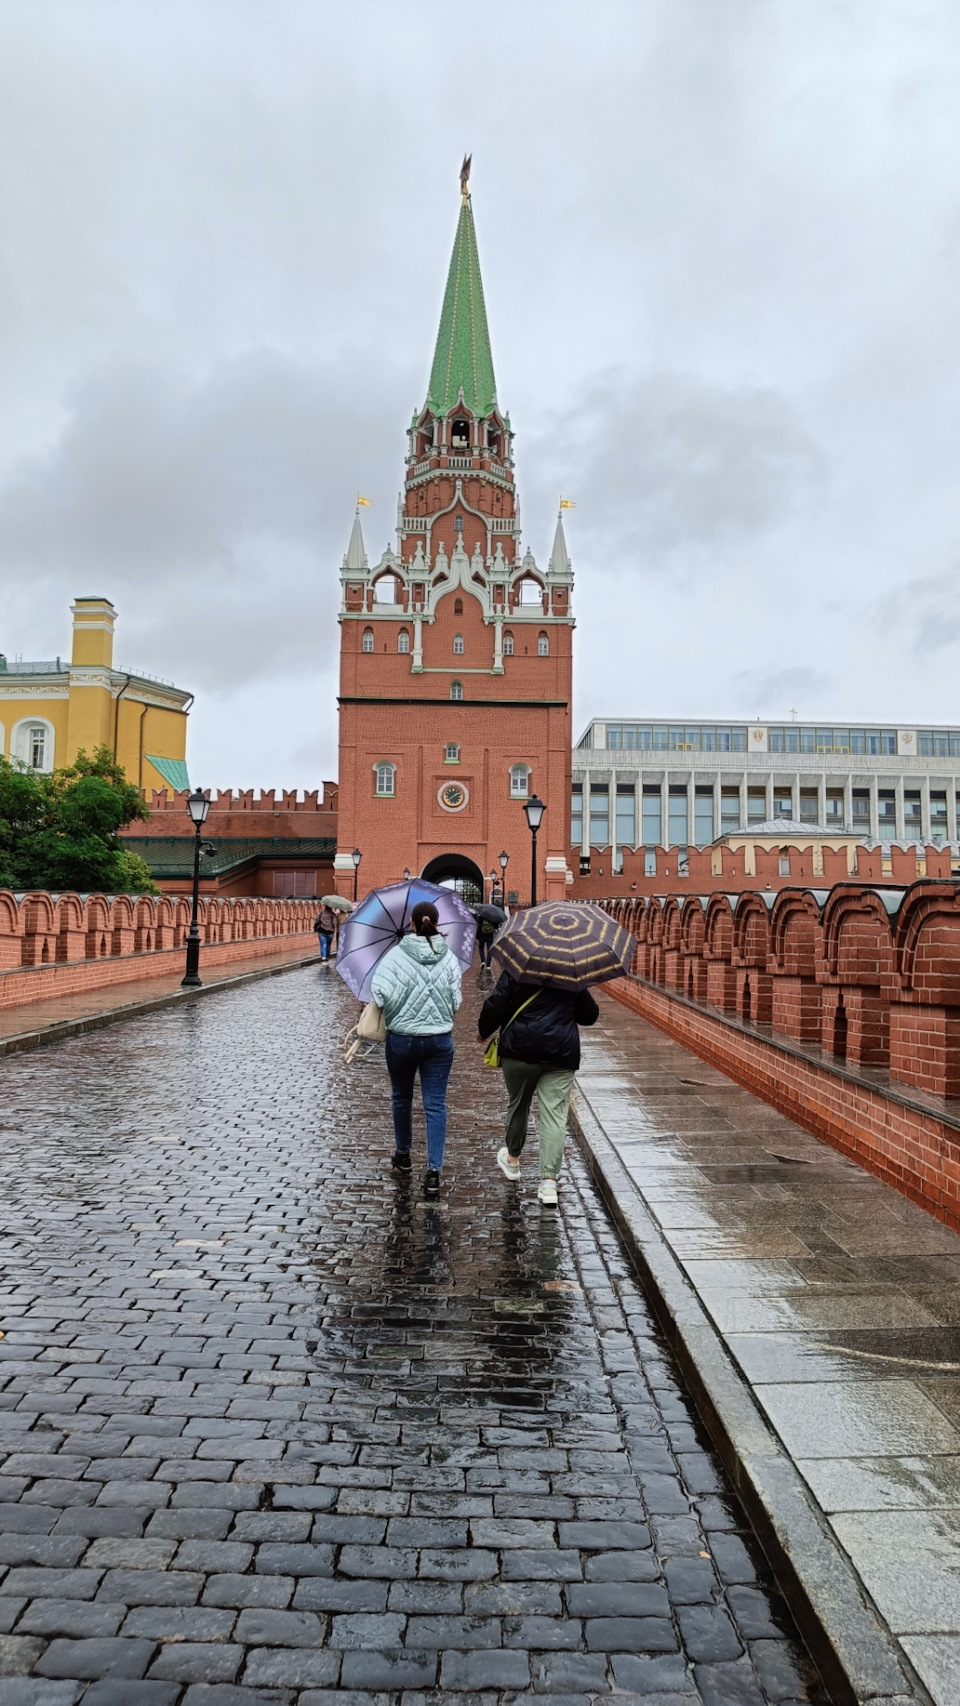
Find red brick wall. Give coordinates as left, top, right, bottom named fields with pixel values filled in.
left=603, top=976, right=960, bottom=1233
left=0, top=891, right=317, bottom=1011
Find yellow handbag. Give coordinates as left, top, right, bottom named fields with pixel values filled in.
left=483, top=991, right=538, bottom=1068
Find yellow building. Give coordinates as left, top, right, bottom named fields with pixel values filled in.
left=0, top=597, right=191, bottom=794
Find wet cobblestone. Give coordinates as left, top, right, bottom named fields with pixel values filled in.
left=0, top=966, right=828, bottom=1702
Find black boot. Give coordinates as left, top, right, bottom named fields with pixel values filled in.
left=423, top=1168, right=440, bottom=1200
left=391, top=1151, right=412, bottom=1175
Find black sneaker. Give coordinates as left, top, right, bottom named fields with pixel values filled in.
left=423, top=1169, right=441, bottom=1200
left=391, top=1151, right=412, bottom=1174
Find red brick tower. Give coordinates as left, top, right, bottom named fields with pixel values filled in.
left=334, top=168, right=574, bottom=905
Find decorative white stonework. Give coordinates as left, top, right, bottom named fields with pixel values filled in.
left=748, top=726, right=769, bottom=752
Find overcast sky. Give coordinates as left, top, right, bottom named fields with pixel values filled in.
left=2, top=0, right=959, bottom=788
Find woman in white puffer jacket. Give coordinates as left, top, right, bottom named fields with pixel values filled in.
left=370, top=901, right=462, bottom=1199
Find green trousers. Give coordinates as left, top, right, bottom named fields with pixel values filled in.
left=501, top=1058, right=576, bottom=1179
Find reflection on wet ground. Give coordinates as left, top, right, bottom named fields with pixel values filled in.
left=0, top=965, right=824, bottom=1700
left=579, top=995, right=960, bottom=1703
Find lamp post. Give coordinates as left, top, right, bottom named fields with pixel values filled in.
left=498, top=849, right=509, bottom=906
left=182, top=789, right=212, bottom=988
left=403, top=868, right=411, bottom=881
left=523, top=796, right=545, bottom=906
left=352, top=848, right=362, bottom=903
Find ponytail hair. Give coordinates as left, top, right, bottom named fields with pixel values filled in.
left=411, top=901, right=440, bottom=939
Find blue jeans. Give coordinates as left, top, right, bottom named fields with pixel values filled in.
left=385, top=1031, right=454, bottom=1171
left=317, top=931, right=334, bottom=961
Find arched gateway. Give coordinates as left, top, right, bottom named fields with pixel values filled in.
left=333, top=168, right=574, bottom=906
left=420, top=854, right=486, bottom=909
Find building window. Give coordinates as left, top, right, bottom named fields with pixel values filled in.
left=668, top=786, right=688, bottom=848
left=510, top=764, right=531, bottom=798
left=616, top=785, right=635, bottom=850
left=374, top=574, right=399, bottom=604
left=747, top=789, right=767, bottom=825
left=773, top=788, right=792, bottom=819
left=694, top=787, right=714, bottom=846
left=852, top=791, right=871, bottom=834
left=453, top=634, right=464, bottom=655
left=799, top=790, right=819, bottom=824
left=720, top=790, right=740, bottom=834
left=518, top=577, right=543, bottom=605
left=375, top=762, right=396, bottom=797
left=644, top=849, right=657, bottom=877
left=931, top=791, right=948, bottom=840
left=445, top=743, right=460, bottom=763
left=537, top=631, right=549, bottom=656
left=450, top=680, right=463, bottom=701
left=904, top=790, right=922, bottom=841
left=362, top=628, right=374, bottom=652
left=590, top=785, right=610, bottom=847
left=454, top=598, right=463, bottom=613
left=642, top=786, right=662, bottom=847
left=878, top=791, right=896, bottom=841
left=607, top=725, right=748, bottom=752
left=451, top=419, right=470, bottom=451
left=779, top=851, right=791, bottom=876
left=28, top=726, right=47, bottom=771
left=503, top=630, right=514, bottom=656
left=398, top=629, right=410, bottom=653
left=571, top=785, right=583, bottom=847
left=919, top=731, right=960, bottom=757
left=825, top=791, right=845, bottom=830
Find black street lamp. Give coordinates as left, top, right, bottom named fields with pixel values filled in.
left=403, top=868, right=411, bottom=881
left=498, top=849, right=509, bottom=904
left=352, top=848, right=363, bottom=903
left=523, top=796, right=545, bottom=906
left=182, top=789, right=213, bottom=988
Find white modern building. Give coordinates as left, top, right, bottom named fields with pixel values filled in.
left=572, top=718, right=960, bottom=858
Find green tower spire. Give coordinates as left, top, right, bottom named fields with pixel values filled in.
left=425, top=182, right=498, bottom=418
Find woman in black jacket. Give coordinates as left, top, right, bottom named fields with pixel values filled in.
left=478, top=973, right=599, bottom=1205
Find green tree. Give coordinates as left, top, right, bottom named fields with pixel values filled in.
left=0, top=747, right=158, bottom=894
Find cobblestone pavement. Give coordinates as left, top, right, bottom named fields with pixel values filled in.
left=0, top=964, right=828, bottom=1705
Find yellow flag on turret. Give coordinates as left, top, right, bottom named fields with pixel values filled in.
left=559, top=497, right=576, bottom=509
left=356, top=495, right=373, bottom=507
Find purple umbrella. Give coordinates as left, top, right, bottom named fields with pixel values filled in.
left=334, top=878, right=477, bottom=1002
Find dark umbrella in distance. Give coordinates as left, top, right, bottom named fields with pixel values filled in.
left=475, top=904, right=507, bottom=927
left=491, top=901, right=635, bottom=992
left=335, top=878, right=477, bottom=1003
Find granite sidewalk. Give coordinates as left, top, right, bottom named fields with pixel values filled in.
left=0, top=944, right=321, bottom=1057
left=573, top=991, right=960, bottom=1706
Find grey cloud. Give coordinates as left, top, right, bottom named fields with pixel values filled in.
left=525, top=370, right=826, bottom=564
left=0, top=349, right=416, bottom=687
left=732, top=665, right=836, bottom=719
left=874, top=575, right=960, bottom=658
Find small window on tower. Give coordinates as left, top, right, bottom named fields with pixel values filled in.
left=451, top=418, right=470, bottom=450
left=451, top=681, right=463, bottom=701
left=510, top=764, right=531, bottom=799
left=445, top=743, right=460, bottom=763
left=537, top=631, right=549, bottom=656
left=453, top=634, right=464, bottom=655
left=374, top=762, right=396, bottom=797
left=362, top=628, right=374, bottom=653
left=454, top=598, right=463, bottom=613
left=374, top=574, right=398, bottom=603
left=503, top=630, right=514, bottom=656
left=397, top=630, right=410, bottom=653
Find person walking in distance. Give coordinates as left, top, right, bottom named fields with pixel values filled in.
left=371, top=901, right=462, bottom=1199
left=478, top=973, right=599, bottom=1205
left=314, top=903, right=338, bottom=963
left=476, top=913, right=497, bottom=970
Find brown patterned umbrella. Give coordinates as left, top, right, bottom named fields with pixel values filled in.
left=491, top=901, right=635, bottom=991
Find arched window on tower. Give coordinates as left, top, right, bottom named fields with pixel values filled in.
left=518, top=577, right=543, bottom=606
left=362, top=628, right=374, bottom=653
left=398, top=629, right=410, bottom=653
left=510, top=764, right=531, bottom=799
left=450, top=418, right=470, bottom=451
left=445, top=743, right=460, bottom=763
left=453, top=634, right=464, bottom=655
left=450, top=681, right=463, bottom=702
left=374, top=762, right=396, bottom=797
left=537, top=631, right=550, bottom=656
left=374, top=574, right=399, bottom=604
left=503, top=630, right=514, bottom=656
left=454, top=598, right=463, bottom=613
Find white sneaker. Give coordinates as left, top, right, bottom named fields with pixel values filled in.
left=538, top=1178, right=558, bottom=1206
left=497, top=1146, right=520, bottom=1181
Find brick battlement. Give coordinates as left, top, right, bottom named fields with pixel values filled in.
left=572, top=839, right=959, bottom=900
left=598, top=878, right=960, bottom=1228
left=134, top=783, right=339, bottom=840
left=0, top=890, right=318, bottom=1010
